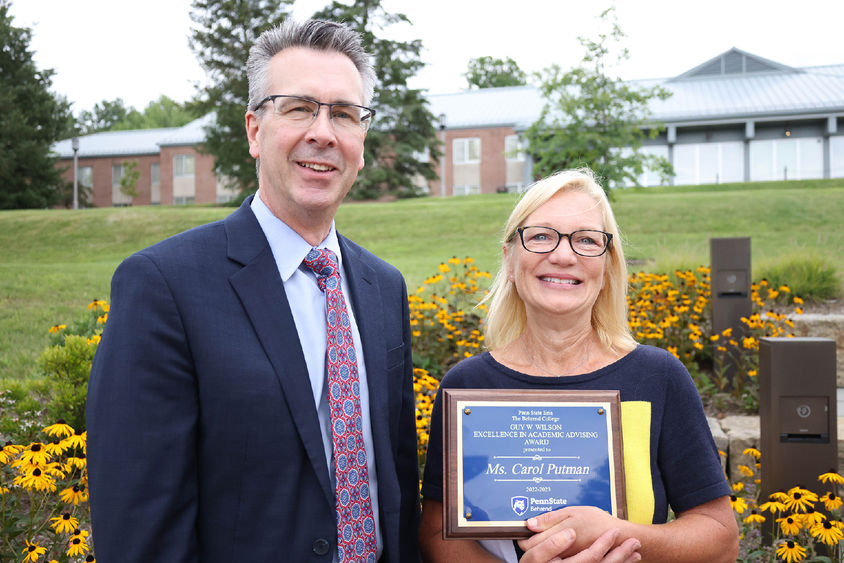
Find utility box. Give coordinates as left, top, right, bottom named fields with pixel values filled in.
left=710, top=237, right=752, bottom=336
left=759, top=337, right=838, bottom=526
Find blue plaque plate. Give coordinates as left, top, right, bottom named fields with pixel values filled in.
left=443, top=389, right=625, bottom=539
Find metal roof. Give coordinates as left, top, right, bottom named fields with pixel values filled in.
left=52, top=113, right=214, bottom=159
left=427, top=48, right=844, bottom=131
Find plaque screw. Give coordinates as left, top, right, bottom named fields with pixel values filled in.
left=464, top=408, right=471, bottom=415
left=597, top=408, right=605, bottom=415
left=465, top=511, right=472, bottom=519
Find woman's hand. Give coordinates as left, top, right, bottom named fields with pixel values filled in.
left=517, top=526, right=641, bottom=563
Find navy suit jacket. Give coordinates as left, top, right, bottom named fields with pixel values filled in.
left=87, top=197, right=420, bottom=562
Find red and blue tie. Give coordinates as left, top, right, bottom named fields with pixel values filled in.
left=303, top=248, right=377, bottom=563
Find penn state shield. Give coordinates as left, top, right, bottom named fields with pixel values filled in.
left=511, top=496, right=529, bottom=517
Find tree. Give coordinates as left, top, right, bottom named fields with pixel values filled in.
left=464, top=56, right=527, bottom=89
left=76, top=98, right=131, bottom=135
left=313, top=0, right=440, bottom=199
left=189, top=0, right=292, bottom=199
left=0, top=0, right=74, bottom=209
left=523, top=7, right=672, bottom=191
left=118, top=160, right=140, bottom=201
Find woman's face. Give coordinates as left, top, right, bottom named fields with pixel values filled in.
left=506, top=190, right=608, bottom=327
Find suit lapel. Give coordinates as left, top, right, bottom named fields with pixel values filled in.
left=225, top=200, right=334, bottom=507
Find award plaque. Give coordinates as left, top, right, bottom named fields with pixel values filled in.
left=443, top=389, right=626, bottom=539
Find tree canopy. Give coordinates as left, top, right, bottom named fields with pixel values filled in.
left=76, top=96, right=200, bottom=135
left=524, top=8, right=672, bottom=191
left=312, top=0, right=440, bottom=199
left=464, top=56, right=527, bottom=89
left=0, top=0, right=74, bottom=209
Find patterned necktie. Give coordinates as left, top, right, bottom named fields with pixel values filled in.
left=302, top=248, right=377, bottom=563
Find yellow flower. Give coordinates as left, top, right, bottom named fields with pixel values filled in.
left=66, top=534, right=90, bottom=557
left=88, top=298, right=108, bottom=310
left=818, top=470, right=844, bottom=485
left=744, top=510, right=765, bottom=524
left=49, top=324, right=66, bottom=334
left=50, top=512, right=79, bottom=534
left=18, top=443, right=52, bottom=465
left=742, top=447, right=761, bottom=460
left=0, top=442, right=24, bottom=464
left=784, top=486, right=818, bottom=513
left=59, top=484, right=88, bottom=505
left=760, top=500, right=787, bottom=514
left=738, top=464, right=754, bottom=477
left=87, top=334, right=101, bottom=346
left=799, top=508, right=826, bottom=526
left=810, top=520, right=844, bottom=546
left=437, top=263, right=450, bottom=273
left=775, top=540, right=806, bottom=563
left=43, top=421, right=75, bottom=439
left=13, top=467, right=57, bottom=492
left=777, top=515, right=803, bottom=536
left=731, top=482, right=745, bottom=492
left=820, top=492, right=843, bottom=511
left=22, top=540, right=47, bottom=562
left=729, top=495, right=748, bottom=514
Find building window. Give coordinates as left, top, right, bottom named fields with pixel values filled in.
left=111, top=164, right=131, bottom=206
left=453, top=185, right=480, bottom=196
left=78, top=166, right=93, bottom=190
left=453, top=138, right=480, bottom=164
left=673, top=142, right=743, bottom=185
left=150, top=163, right=161, bottom=205
left=831, top=136, right=844, bottom=179
left=749, top=138, right=823, bottom=181
left=174, top=154, right=195, bottom=177
left=505, top=135, right=525, bottom=161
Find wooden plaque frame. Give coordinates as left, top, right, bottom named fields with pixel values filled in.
left=443, top=389, right=626, bottom=539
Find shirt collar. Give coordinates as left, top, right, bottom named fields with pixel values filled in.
left=250, top=190, right=343, bottom=282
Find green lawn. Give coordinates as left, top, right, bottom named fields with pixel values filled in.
left=2, top=178, right=842, bottom=381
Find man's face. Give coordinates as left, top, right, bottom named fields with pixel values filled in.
left=246, top=47, right=366, bottom=232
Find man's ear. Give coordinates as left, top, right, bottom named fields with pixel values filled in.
left=245, top=111, right=261, bottom=159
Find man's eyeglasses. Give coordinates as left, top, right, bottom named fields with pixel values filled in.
left=252, top=95, right=375, bottom=133
left=514, top=226, right=613, bottom=257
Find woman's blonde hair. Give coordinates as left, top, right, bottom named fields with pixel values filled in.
left=481, top=168, right=637, bottom=353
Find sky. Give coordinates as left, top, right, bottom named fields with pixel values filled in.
left=8, top=0, right=844, bottom=113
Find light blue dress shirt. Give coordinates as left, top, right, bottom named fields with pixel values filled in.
left=251, top=193, right=382, bottom=559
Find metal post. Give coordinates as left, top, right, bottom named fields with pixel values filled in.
left=438, top=113, right=447, bottom=197
left=71, top=137, right=79, bottom=210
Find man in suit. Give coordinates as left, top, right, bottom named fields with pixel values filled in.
left=86, top=19, right=420, bottom=562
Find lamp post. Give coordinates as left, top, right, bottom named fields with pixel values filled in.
left=438, top=113, right=447, bottom=197
left=71, top=137, right=79, bottom=210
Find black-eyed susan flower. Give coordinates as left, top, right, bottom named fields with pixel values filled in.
left=784, top=486, right=818, bottom=513
left=88, top=298, right=108, bottom=311
left=742, top=446, right=761, bottom=460
left=818, top=470, right=844, bottom=485
left=738, top=464, right=754, bottom=478
left=820, top=492, right=843, bottom=511
left=17, top=443, right=52, bottom=466
left=13, top=466, right=57, bottom=492
left=760, top=500, right=786, bottom=515
left=0, top=441, right=23, bottom=464
left=743, top=510, right=765, bottom=525
left=48, top=324, right=66, bottom=334
left=731, top=482, right=745, bottom=492
left=43, top=421, right=74, bottom=439
left=777, top=515, right=802, bottom=536
left=59, top=484, right=88, bottom=505
left=809, top=520, right=844, bottom=546
left=66, top=534, right=89, bottom=557
left=61, top=429, right=86, bottom=451
left=799, top=508, right=826, bottom=528
left=22, top=540, right=47, bottom=562
left=50, top=512, right=79, bottom=534
left=729, top=495, right=748, bottom=514
left=775, top=540, right=806, bottom=563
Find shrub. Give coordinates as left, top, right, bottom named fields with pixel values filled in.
left=757, top=256, right=841, bottom=303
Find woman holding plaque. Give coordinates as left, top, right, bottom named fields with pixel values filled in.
left=419, top=169, right=738, bottom=563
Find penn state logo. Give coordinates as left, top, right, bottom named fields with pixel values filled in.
left=511, top=496, right=529, bottom=516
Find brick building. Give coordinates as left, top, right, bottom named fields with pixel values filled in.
left=52, top=114, right=236, bottom=206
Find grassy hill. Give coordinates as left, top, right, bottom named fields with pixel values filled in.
left=2, top=178, right=842, bottom=381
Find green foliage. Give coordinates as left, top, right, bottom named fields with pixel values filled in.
left=37, top=336, right=94, bottom=431
left=0, top=0, right=74, bottom=210
left=189, top=0, right=292, bottom=197
left=313, top=0, right=441, bottom=199
left=524, top=7, right=672, bottom=192
left=757, top=255, right=842, bottom=303
left=77, top=95, right=201, bottom=135
left=464, top=56, right=527, bottom=89
left=117, top=160, right=140, bottom=201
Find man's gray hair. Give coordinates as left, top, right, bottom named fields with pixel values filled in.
left=246, top=19, right=376, bottom=112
